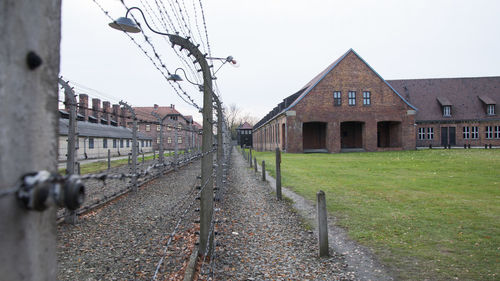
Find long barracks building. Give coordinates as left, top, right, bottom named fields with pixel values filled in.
left=253, top=49, right=500, bottom=153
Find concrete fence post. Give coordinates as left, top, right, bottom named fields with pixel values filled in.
left=0, top=1, right=61, bottom=278
left=317, top=190, right=329, bottom=257
left=128, top=154, right=131, bottom=165
left=276, top=148, right=282, bottom=201
left=107, top=149, right=111, bottom=171
left=249, top=148, right=253, bottom=167
left=120, top=101, right=138, bottom=191
left=142, top=151, right=145, bottom=164
left=262, top=160, right=266, bottom=181
left=254, top=157, right=257, bottom=173
left=77, top=162, right=81, bottom=175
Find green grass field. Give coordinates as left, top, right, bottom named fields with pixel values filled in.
left=246, top=148, right=500, bottom=280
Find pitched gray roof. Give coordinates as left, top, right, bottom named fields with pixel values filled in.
left=387, top=77, right=500, bottom=122
left=59, top=119, right=152, bottom=140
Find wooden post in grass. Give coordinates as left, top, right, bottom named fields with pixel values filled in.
left=262, top=160, right=266, bottom=181
left=107, top=149, right=111, bottom=170
left=254, top=157, right=257, bottom=173
left=276, top=148, right=282, bottom=201
left=249, top=148, right=252, bottom=167
left=317, top=190, right=329, bottom=257
left=77, top=162, right=81, bottom=175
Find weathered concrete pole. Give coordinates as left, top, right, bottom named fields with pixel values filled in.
left=317, top=190, right=329, bottom=257
left=254, top=157, right=258, bottom=173
left=107, top=149, right=111, bottom=170
left=276, top=148, right=282, bottom=201
left=0, top=1, right=61, bottom=279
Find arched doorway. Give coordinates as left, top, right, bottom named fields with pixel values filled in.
left=377, top=121, right=402, bottom=148
left=303, top=122, right=327, bottom=152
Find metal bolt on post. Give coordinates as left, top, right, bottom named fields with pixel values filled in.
left=317, top=190, right=329, bottom=257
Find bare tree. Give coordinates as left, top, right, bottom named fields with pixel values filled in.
left=224, top=103, right=258, bottom=140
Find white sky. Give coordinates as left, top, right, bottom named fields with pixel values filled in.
left=61, top=0, right=500, bottom=124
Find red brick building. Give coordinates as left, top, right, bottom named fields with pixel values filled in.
left=388, top=77, right=500, bottom=147
left=253, top=49, right=417, bottom=153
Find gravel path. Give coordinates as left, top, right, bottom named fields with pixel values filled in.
left=57, top=159, right=200, bottom=280
left=212, top=148, right=355, bottom=280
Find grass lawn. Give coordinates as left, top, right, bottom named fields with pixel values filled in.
left=246, top=148, right=500, bottom=281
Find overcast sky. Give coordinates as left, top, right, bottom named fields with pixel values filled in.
left=61, top=0, right=500, bottom=124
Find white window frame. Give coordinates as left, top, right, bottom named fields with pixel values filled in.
left=146, top=124, right=151, bottom=132
left=348, top=91, right=356, bottom=106
left=167, top=137, right=172, bottom=144
left=333, top=91, right=341, bottom=106
left=486, top=126, right=493, bottom=139
left=156, top=124, right=161, bottom=131
left=463, top=126, right=470, bottom=139
left=363, top=91, right=371, bottom=105
left=427, top=127, right=434, bottom=140
left=443, top=106, right=451, bottom=117
left=487, top=104, right=495, bottom=115
left=471, top=126, right=479, bottom=139
left=156, top=137, right=160, bottom=144
left=177, top=136, right=182, bottom=144
left=418, top=128, right=426, bottom=140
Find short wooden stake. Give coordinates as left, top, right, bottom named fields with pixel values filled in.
left=317, top=190, right=329, bottom=257
left=275, top=148, right=282, bottom=201
left=261, top=160, right=266, bottom=181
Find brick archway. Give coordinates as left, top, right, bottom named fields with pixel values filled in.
left=303, top=122, right=327, bottom=151
left=341, top=121, right=364, bottom=149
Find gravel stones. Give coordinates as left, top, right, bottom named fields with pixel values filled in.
left=57, top=160, right=200, bottom=280
left=208, top=149, right=355, bottom=280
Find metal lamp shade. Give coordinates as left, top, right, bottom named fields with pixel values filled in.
left=167, top=74, right=183, bottom=82
left=109, top=17, right=141, bottom=33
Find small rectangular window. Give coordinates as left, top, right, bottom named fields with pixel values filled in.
left=89, top=138, right=94, bottom=149
left=120, top=139, right=124, bottom=148
left=146, top=124, right=151, bottom=132
left=495, top=126, right=500, bottom=139
left=463, top=126, right=470, bottom=139
left=103, top=138, right=108, bottom=148
left=178, top=136, right=183, bottom=144
left=167, top=137, right=172, bottom=144
left=141, top=140, right=145, bottom=147
left=157, top=125, right=161, bottom=131
left=363, top=91, right=371, bottom=105
left=487, top=104, right=496, bottom=115
left=333, top=91, right=341, bottom=106
left=443, top=106, right=451, bottom=117
left=348, top=91, right=356, bottom=106
left=427, top=127, right=434, bottom=140
left=113, top=139, right=117, bottom=148
left=418, top=128, right=425, bottom=140
left=486, top=126, right=493, bottom=139
left=157, top=137, right=161, bottom=144
left=126, top=139, right=130, bottom=148
left=471, top=126, right=479, bottom=139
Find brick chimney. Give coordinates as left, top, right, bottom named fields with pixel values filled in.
left=120, top=107, right=127, bottom=128
left=154, top=104, right=159, bottom=110
left=92, top=98, right=101, bottom=123
left=112, top=104, right=120, bottom=126
left=78, top=94, right=88, bottom=121
left=102, top=101, right=111, bottom=125
left=170, top=104, right=175, bottom=109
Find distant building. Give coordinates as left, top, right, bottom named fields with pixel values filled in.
left=131, top=104, right=202, bottom=152
left=388, top=77, right=500, bottom=147
left=253, top=49, right=417, bottom=153
left=253, top=49, right=499, bottom=153
left=236, top=122, right=253, bottom=147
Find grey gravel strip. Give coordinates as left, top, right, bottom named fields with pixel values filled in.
left=210, top=148, right=354, bottom=280
left=57, top=160, right=200, bottom=280
left=259, top=156, right=394, bottom=281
